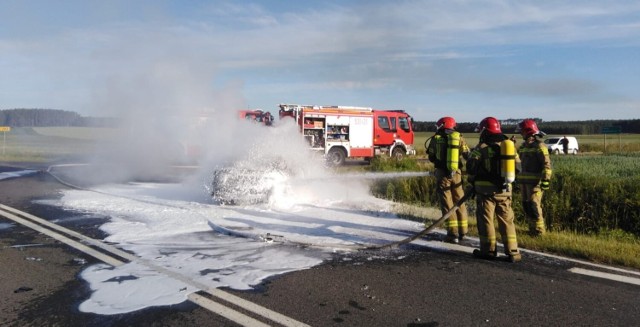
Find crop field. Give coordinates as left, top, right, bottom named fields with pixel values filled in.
left=380, top=130, right=640, bottom=241
left=371, top=149, right=640, bottom=236
left=383, top=130, right=640, bottom=235
left=544, top=154, right=640, bottom=234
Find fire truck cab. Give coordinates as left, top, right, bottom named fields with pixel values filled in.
left=373, top=110, right=415, bottom=158
left=278, top=104, right=415, bottom=165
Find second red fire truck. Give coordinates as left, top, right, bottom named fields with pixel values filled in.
left=238, top=109, right=274, bottom=126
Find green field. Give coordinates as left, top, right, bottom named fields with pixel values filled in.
left=0, top=127, right=117, bottom=162
left=5, top=128, right=637, bottom=162
left=32, top=127, right=119, bottom=140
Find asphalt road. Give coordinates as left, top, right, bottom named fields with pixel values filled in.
left=1, top=164, right=640, bottom=327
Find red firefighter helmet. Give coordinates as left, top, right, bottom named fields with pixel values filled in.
left=475, top=117, right=501, bottom=134
left=436, top=117, right=456, bottom=130
left=515, top=119, right=545, bottom=136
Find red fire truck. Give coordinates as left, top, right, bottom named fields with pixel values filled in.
left=239, top=109, right=274, bottom=126
left=278, top=104, right=415, bottom=165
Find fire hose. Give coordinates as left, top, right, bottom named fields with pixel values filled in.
left=366, top=186, right=474, bottom=250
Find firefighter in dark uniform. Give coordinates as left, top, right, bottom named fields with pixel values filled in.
left=561, top=136, right=570, bottom=154
left=427, top=117, right=470, bottom=243
left=515, top=119, right=552, bottom=236
left=467, top=117, right=521, bottom=262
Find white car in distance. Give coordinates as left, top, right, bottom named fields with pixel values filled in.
left=544, top=136, right=579, bottom=155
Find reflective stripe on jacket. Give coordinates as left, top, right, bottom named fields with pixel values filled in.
left=517, top=138, right=552, bottom=185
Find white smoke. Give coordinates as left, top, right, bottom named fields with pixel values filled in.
left=77, top=54, right=370, bottom=207
left=56, top=39, right=372, bottom=206
left=189, top=117, right=372, bottom=209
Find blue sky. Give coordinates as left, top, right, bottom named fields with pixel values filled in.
left=1, top=0, right=639, bottom=122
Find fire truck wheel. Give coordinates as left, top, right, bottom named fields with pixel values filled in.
left=392, top=147, right=405, bottom=160
left=326, top=147, right=346, bottom=166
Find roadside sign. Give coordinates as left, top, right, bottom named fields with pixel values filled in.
left=602, top=126, right=621, bottom=134
left=0, top=126, right=10, bottom=132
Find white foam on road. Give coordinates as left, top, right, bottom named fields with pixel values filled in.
left=43, top=179, right=423, bottom=315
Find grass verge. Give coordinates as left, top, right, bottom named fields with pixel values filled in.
left=392, top=202, right=640, bottom=270
left=517, top=229, right=640, bottom=268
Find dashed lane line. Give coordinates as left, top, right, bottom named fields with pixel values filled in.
left=0, top=204, right=310, bottom=327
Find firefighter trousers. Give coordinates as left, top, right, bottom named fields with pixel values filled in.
left=475, top=193, right=519, bottom=256
left=435, top=168, right=468, bottom=238
left=521, top=184, right=546, bottom=235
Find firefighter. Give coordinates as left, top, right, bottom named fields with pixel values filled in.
left=467, top=117, right=521, bottom=262
left=263, top=111, right=274, bottom=126
left=515, top=119, right=552, bottom=236
left=427, top=117, right=470, bottom=244
left=561, top=136, right=570, bottom=154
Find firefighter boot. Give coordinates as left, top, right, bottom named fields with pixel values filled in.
left=507, top=250, right=522, bottom=263
left=444, top=234, right=459, bottom=244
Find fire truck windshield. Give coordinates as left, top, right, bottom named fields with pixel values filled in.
left=399, top=117, right=411, bottom=132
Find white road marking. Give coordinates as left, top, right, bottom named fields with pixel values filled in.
left=0, top=204, right=310, bottom=327
left=569, top=268, right=640, bottom=286
left=188, top=293, right=271, bottom=327
left=520, top=248, right=640, bottom=277
left=431, top=234, right=640, bottom=278
left=0, top=208, right=125, bottom=267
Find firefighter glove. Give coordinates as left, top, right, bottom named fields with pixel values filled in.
left=540, top=180, right=550, bottom=190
